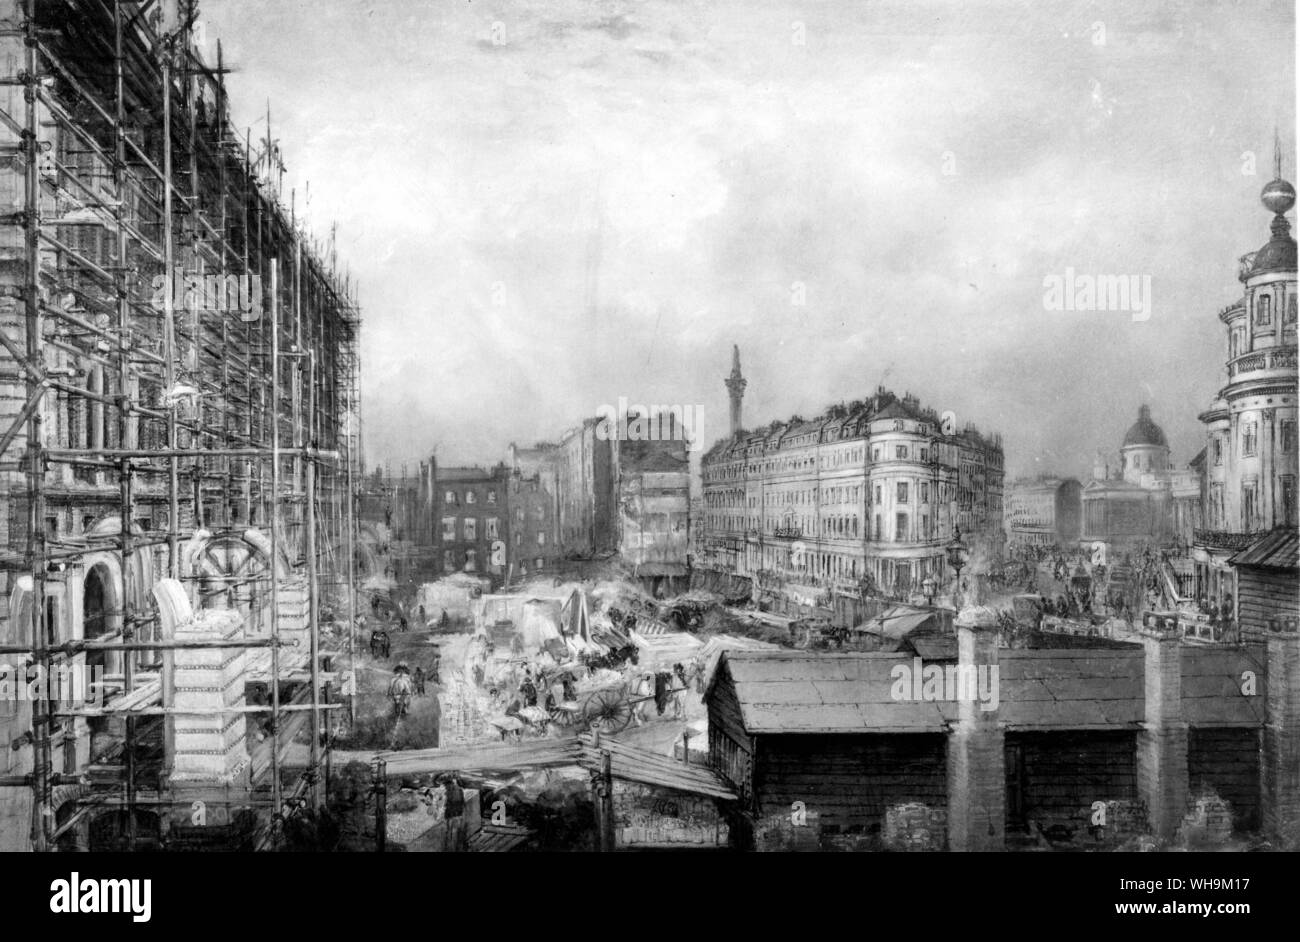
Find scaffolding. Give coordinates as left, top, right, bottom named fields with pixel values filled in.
left=0, top=0, right=361, bottom=851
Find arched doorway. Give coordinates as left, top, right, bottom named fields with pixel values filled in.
left=192, top=533, right=276, bottom=634
left=83, top=565, right=110, bottom=679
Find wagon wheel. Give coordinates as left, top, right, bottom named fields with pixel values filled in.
left=583, top=688, right=633, bottom=734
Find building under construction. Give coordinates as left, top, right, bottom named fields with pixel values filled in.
left=0, top=0, right=361, bottom=850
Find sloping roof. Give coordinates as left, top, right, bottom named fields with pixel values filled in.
left=874, top=399, right=925, bottom=422
left=853, top=605, right=939, bottom=640
left=468, top=824, right=533, bottom=852
left=710, top=651, right=955, bottom=734
left=907, top=636, right=958, bottom=660
left=578, top=733, right=737, bottom=800
left=1230, top=527, right=1299, bottom=570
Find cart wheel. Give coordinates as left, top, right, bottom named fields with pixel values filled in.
left=583, top=689, right=632, bottom=734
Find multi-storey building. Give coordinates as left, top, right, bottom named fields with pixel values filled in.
left=505, top=443, right=561, bottom=583
left=431, top=462, right=510, bottom=584
left=0, top=2, right=359, bottom=850
left=1080, top=405, right=1202, bottom=551
left=613, top=414, right=691, bottom=595
left=700, top=366, right=1004, bottom=601
left=505, top=410, right=691, bottom=593
left=1006, top=477, right=1083, bottom=548
left=1194, top=167, right=1298, bottom=609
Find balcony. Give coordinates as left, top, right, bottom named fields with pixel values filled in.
left=1193, top=529, right=1261, bottom=552
left=773, top=526, right=802, bottom=539
left=1228, top=346, right=1297, bottom=379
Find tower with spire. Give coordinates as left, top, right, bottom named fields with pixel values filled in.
left=1194, top=135, right=1298, bottom=616
left=724, top=345, right=746, bottom=437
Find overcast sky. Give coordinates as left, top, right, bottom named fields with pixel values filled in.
left=202, top=0, right=1295, bottom=482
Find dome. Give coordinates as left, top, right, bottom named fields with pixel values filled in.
left=1122, top=405, right=1167, bottom=448
left=1249, top=178, right=1297, bottom=276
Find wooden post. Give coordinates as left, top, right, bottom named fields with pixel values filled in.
left=600, top=750, right=615, bottom=852
left=372, top=756, right=387, bottom=853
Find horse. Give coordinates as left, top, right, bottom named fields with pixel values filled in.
left=388, top=672, right=414, bottom=718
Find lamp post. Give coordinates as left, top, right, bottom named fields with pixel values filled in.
left=946, top=525, right=970, bottom=610
left=922, top=575, right=937, bottom=607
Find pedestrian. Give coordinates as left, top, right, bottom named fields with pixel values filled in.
left=520, top=672, right=537, bottom=708
left=413, top=666, right=426, bottom=696
left=671, top=663, right=688, bottom=719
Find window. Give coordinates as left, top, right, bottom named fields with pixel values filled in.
left=897, top=482, right=909, bottom=504
left=466, top=490, right=477, bottom=505
left=464, top=518, right=476, bottom=541
left=1288, top=296, right=1297, bottom=325
left=486, top=517, right=499, bottom=539
left=534, top=557, right=544, bottom=570
left=537, top=532, right=546, bottom=546
left=1284, top=476, right=1296, bottom=527
left=443, top=550, right=456, bottom=571
left=872, top=448, right=880, bottom=461
left=1283, top=421, right=1296, bottom=454
left=874, top=484, right=882, bottom=505
left=1256, top=293, right=1272, bottom=326
left=1243, top=421, right=1258, bottom=457
left=441, top=517, right=456, bottom=540
left=1213, top=437, right=1223, bottom=466
left=515, top=533, right=522, bottom=546
left=895, top=445, right=907, bottom=460
left=921, top=482, right=929, bottom=503
left=895, top=512, right=908, bottom=542
left=1243, top=483, right=1258, bottom=529
left=445, top=490, right=457, bottom=505
left=465, top=549, right=478, bottom=571
left=875, top=514, right=882, bottom=541
left=515, top=507, right=524, bottom=522
left=919, top=448, right=928, bottom=462
left=921, top=514, right=929, bottom=537
left=487, top=490, right=497, bottom=505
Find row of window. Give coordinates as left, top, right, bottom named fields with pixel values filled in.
left=1212, top=419, right=1298, bottom=464
left=443, top=488, right=497, bottom=506
left=440, top=516, right=502, bottom=541
left=703, top=510, right=936, bottom=543
left=442, top=549, right=549, bottom=571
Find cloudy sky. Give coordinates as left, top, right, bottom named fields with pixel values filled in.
left=202, top=0, right=1295, bottom=482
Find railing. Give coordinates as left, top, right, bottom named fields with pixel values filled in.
left=1193, top=529, right=1260, bottom=551
left=773, top=527, right=802, bottom=539
left=1228, top=347, right=1297, bottom=377
left=1229, top=352, right=1267, bottom=376
left=1218, top=299, right=1246, bottom=319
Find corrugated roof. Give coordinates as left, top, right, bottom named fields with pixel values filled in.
left=711, top=651, right=955, bottom=734
left=1230, top=527, right=1299, bottom=570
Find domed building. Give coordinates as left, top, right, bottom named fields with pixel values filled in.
left=1193, top=163, right=1299, bottom=619
left=1121, top=405, right=1170, bottom=483
left=1081, top=405, right=1202, bottom=550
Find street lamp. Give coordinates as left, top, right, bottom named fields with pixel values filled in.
left=946, top=525, right=970, bottom=609
left=922, top=575, right=937, bottom=606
